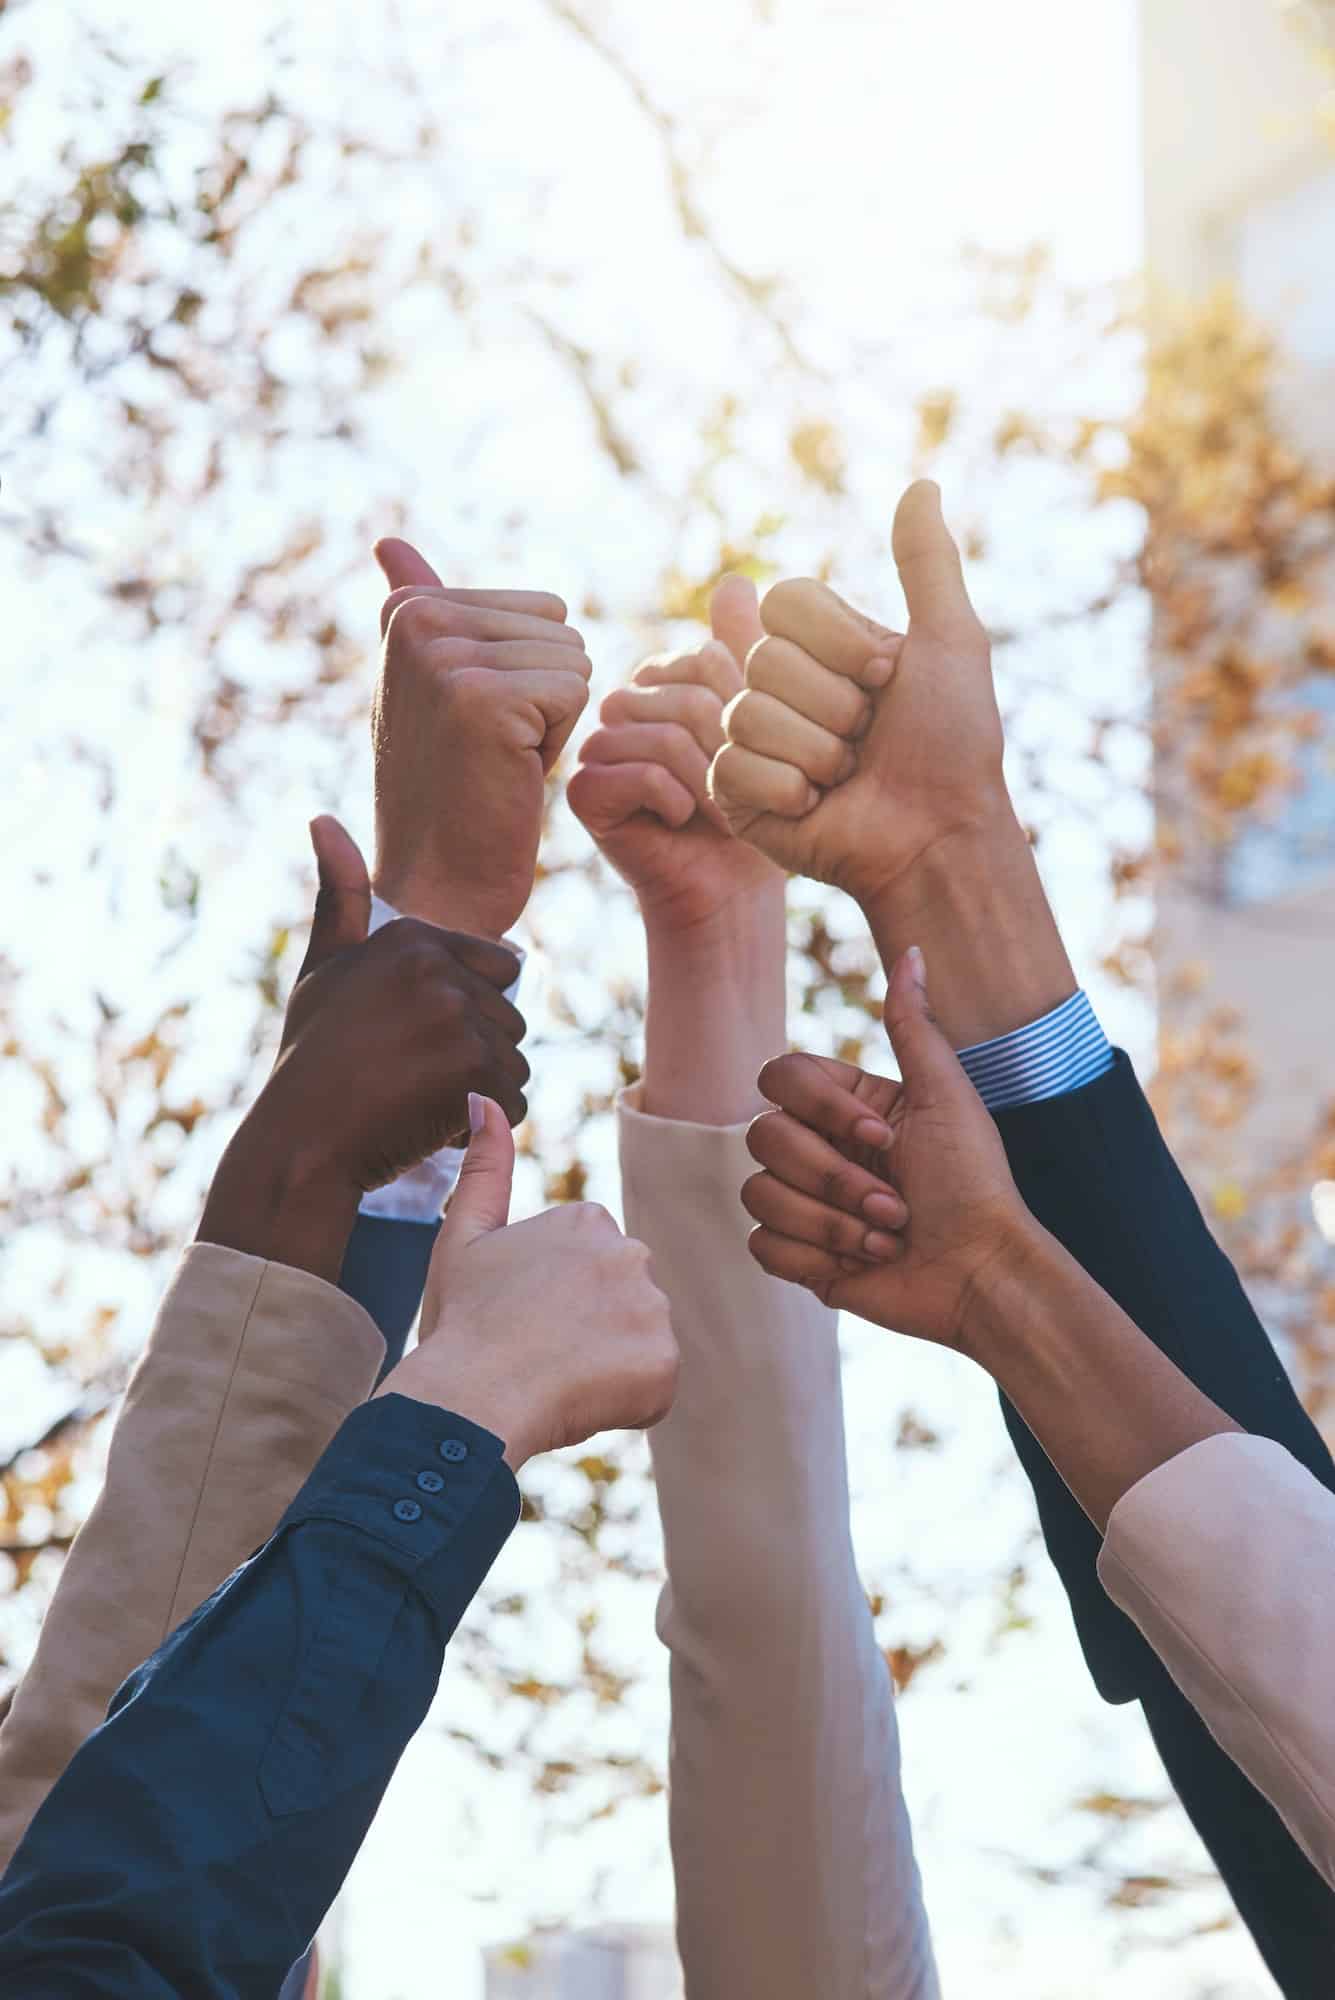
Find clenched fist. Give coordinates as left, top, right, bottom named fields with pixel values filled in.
left=709, top=482, right=1007, bottom=906
left=371, top=539, right=592, bottom=939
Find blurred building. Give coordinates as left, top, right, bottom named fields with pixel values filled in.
left=483, top=1925, right=681, bottom=1999
left=1142, top=0, right=1335, bottom=1173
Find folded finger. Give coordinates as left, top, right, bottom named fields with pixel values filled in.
left=600, top=681, right=726, bottom=760
left=582, top=717, right=710, bottom=806
left=746, top=635, right=873, bottom=741
left=380, top=586, right=575, bottom=641
left=760, top=578, right=903, bottom=691
left=746, top=1225, right=852, bottom=1301
left=709, top=735, right=819, bottom=823
left=756, top=1051, right=901, bottom=1147
left=741, top=1170, right=906, bottom=1259
left=634, top=639, right=742, bottom=706
left=567, top=760, right=698, bottom=836
left=724, top=687, right=857, bottom=791
left=745, top=1108, right=905, bottom=1225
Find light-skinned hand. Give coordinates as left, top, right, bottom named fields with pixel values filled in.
left=708, top=481, right=1007, bottom=905
left=383, top=1097, right=680, bottom=1468
left=371, top=538, right=592, bottom=939
left=567, top=576, right=780, bottom=935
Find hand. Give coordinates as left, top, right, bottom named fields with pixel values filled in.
left=708, top=481, right=1008, bottom=905
left=370, top=538, right=592, bottom=938
left=567, top=576, right=780, bottom=935
left=383, top=1098, right=680, bottom=1468
left=742, top=946, right=1032, bottom=1350
left=198, top=817, right=528, bottom=1282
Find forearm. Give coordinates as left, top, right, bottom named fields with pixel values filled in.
left=198, top=1112, right=360, bottom=1288
left=965, top=1226, right=1240, bottom=1533
left=0, top=1399, right=518, bottom=1996
left=621, top=1102, right=936, bottom=1999
left=640, top=885, right=787, bottom=1125
left=860, top=805, right=1076, bottom=1050
left=0, top=1246, right=382, bottom=1874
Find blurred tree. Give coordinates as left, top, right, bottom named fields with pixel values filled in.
left=3, top=0, right=1335, bottom=1987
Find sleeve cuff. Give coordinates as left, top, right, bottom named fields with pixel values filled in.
left=277, top=1394, right=520, bottom=1585
left=957, top=989, right=1114, bottom=1112
left=359, top=895, right=525, bottom=1222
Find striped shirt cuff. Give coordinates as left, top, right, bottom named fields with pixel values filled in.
left=956, top=990, right=1113, bottom=1113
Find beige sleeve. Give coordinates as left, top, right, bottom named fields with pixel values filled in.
left=1098, top=1431, right=1335, bottom=1890
left=0, top=1241, right=384, bottom=1870
left=619, top=1088, right=938, bottom=2000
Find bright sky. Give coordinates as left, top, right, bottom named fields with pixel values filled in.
left=1, top=0, right=1285, bottom=1995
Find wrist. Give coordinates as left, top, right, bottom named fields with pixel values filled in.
left=954, top=1214, right=1067, bottom=1373
left=375, top=1345, right=539, bottom=1471
left=197, top=1113, right=362, bottom=1288
left=641, top=881, right=788, bottom=1125
left=371, top=861, right=515, bottom=943
left=858, top=804, right=1077, bottom=1049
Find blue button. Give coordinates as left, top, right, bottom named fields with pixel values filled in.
left=393, top=1498, right=422, bottom=1524
left=438, top=1439, right=469, bottom=1464
left=416, top=1469, right=445, bottom=1494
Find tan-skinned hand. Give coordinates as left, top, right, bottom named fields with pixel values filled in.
left=371, top=538, right=592, bottom=939
left=708, top=482, right=1007, bottom=905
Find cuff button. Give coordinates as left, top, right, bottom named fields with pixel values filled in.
left=438, top=1439, right=469, bottom=1464
left=416, top=1469, right=445, bottom=1494
left=393, top=1498, right=423, bottom=1524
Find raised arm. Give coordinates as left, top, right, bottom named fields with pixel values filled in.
left=0, top=817, right=525, bottom=1877
left=708, top=483, right=1335, bottom=1992
left=745, top=953, right=1335, bottom=1895
left=0, top=1106, right=678, bottom=1998
left=569, top=588, right=937, bottom=1999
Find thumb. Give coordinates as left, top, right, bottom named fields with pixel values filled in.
left=891, top=481, right=979, bottom=640
left=440, top=1095, right=515, bottom=1247
left=882, top=947, right=963, bottom=1104
left=373, top=537, right=443, bottom=591
left=300, top=816, right=370, bottom=977
left=709, top=573, right=764, bottom=667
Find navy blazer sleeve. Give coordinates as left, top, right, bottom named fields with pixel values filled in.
left=996, top=1050, right=1335, bottom=1995
left=0, top=1396, right=519, bottom=2000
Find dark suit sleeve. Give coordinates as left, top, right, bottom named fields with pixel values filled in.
left=0, top=1398, right=518, bottom=2000
left=338, top=1212, right=441, bottom=1383
left=996, top=1049, right=1335, bottom=1993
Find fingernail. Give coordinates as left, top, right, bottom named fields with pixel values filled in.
left=906, top=945, right=927, bottom=993
left=862, top=1190, right=905, bottom=1228
left=865, top=1230, right=900, bottom=1260
left=468, top=1092, right=486, bottom=1135
left=854, top=1116, right=893, bottom=1148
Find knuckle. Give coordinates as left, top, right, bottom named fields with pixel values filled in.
left=779, top=763, right=812, bottom=812
left=758, top=577, right=809, bottom=636
left=599, top=685, right=634, bottom=726
left=745, top=635, right=784, bottom=689
left=819, top=1164, right=857, bottom=1211
left=385, top=593, right=440, bottom=652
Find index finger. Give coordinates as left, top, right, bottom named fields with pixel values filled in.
left=379, top=583, right=569, bottom=638
left=756, top=1051, right=900, bottom=1149
left=759, top=578, right=902, bottom=691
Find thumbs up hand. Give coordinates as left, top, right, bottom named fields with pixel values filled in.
left=380, top=1099, right=679, bottom=1469
left=707, top=482, right=1008, bottom=907
left=199, top=817, right=529, bottom=1284
left=369, top=540, right=592, bottom=941
left=741, top=948, right=1030, bottom=1353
